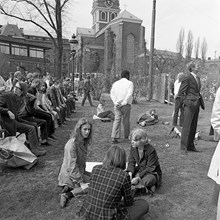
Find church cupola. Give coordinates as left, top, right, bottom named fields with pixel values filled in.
left=91, top=0, right=120, bottom=33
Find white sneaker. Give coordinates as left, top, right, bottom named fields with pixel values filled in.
left=93, top=115, right=100, bottom=120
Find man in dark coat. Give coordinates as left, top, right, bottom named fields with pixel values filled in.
left=0, top=82, right=46, bottom=157
left=177, top=60, right=205, bottom=154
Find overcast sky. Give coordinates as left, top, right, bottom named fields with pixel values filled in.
left=2, top=0, right=220, bottom=59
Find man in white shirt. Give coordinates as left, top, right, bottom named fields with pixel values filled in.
left=110, top=70, right=134, bottom=144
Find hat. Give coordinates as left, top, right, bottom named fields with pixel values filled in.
left=19, top=82, right=28, bottom=96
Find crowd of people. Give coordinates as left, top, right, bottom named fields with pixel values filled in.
left=57, top=70, right=162, bottom=219
left=2, top=61, right=220, bottom=219
left=0, top=71, right=76, bottom=157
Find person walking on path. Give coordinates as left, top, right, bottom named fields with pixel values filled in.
left=177, top=60, right=205, bottom=155
left=81, top=75, right=94, bottom=107
left=110, top=70, right=134, bottom=144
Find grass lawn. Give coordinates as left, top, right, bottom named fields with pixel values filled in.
left=0, top=98, right=217, bottom=220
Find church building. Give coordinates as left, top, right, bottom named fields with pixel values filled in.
left=75, top=0, right=146, bottom=82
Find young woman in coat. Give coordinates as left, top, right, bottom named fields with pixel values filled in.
left=58, top=117, right=93, bottom=208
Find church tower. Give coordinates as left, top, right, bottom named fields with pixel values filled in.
left=91, top=0, right=120, bottom=33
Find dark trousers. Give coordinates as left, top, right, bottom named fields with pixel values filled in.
left=180, top=105, right=199, bottom=151
left=20, top=116, right=48, bottom=140
left=60, top=106, right=67, bottom=123
left=173, top=97, right=184, bottom=126
left=82, top=91, right=93, bottom=106
left=141, top=174, right=157, bottom=189
left=98, top=110, right=115, bottom=120
left=34, top=110, right=55, bottom=137
left=16, top=121, right=39, bottom=149
left=126, top=199, right=149, bottom=220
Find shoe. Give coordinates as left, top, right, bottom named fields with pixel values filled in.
left=131, top=186, right=139, bottom=198
left=111, top=139, right=119, bottom=144
left=49, top=135, right=57, bottom=140
left=150, top=185, right=156, bottom=193
left=41, top=141, right=50, bottom=146
left=61, top=185, right=73, bottom=194
left=60, top=193, right=69, bottom=208
left=31, top=149, right=47, bottom=157
left=188, top=148, right=201, bottom=152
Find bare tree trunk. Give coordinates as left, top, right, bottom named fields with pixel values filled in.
left=185, top=30, right=194, bottom=61
left=176, top=28, right=185, bottom=59
left=201, top=38, right=208, bottom=62
left=56, top=0, right=63, bottom=79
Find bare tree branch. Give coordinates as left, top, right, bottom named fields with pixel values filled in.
left=43, top=0, right=56, bottom=30
left=0, top=6, right=57, bottom=47
left=61, top=0, right=70, bottom=10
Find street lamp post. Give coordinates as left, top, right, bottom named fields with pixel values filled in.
left=148, top=0, right=157, bottom=101
left=69, top=34, right=78, bottom=92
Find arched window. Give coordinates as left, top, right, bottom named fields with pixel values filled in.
left=127, top=34, right=135, bottom=63
left=110, top=12, right=116, bottom=21
left=100, top=11, right=107, bottom=21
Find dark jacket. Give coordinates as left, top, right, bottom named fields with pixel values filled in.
left=178, top=73, right=205, bottom=110
left=0, top=92, right=23, bottom=135
left=127, top=143, right=162, bottom=186
left=78, top=165, right=133, bottom=220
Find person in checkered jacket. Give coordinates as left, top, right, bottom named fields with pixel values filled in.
left=77, top=145, right=149, bottom=220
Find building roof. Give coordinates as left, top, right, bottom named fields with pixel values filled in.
left=24, top=29, right=49, bottom=37
left=112, top=10, right=142, bottom=24
left=76, top=27, right=95, bottom=37
left=96, top=9, right=143, bottom=37
left=0, top=35, right=51, bottom=49
left=0, top=23, right=24, bottom=38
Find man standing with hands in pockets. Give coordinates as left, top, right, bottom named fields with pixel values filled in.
left=178, top=60, right=205, bottom=155
left=110, top=70, right=134, bottom=144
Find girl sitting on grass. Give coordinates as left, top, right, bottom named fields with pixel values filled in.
left=58, top=117, right=93, bottom=208
left=96, top=99, right=115, bottom=121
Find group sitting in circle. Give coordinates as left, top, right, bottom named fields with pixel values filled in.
left=58, top=117, right=162, bottom=219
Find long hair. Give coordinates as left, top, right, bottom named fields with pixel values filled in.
left=102, top=145, right=126, bottom=170
left=70, top=117, right=93, bottom=145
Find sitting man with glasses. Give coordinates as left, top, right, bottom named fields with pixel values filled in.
left=0, top=81, right=46, bottom=157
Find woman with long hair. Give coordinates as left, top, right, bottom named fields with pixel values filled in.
left=58, top=117, right=93, bottom=208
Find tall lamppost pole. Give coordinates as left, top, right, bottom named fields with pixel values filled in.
left=69, top=34, right=78, bottom=92
left=148, top=0, right=156, bottom=101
